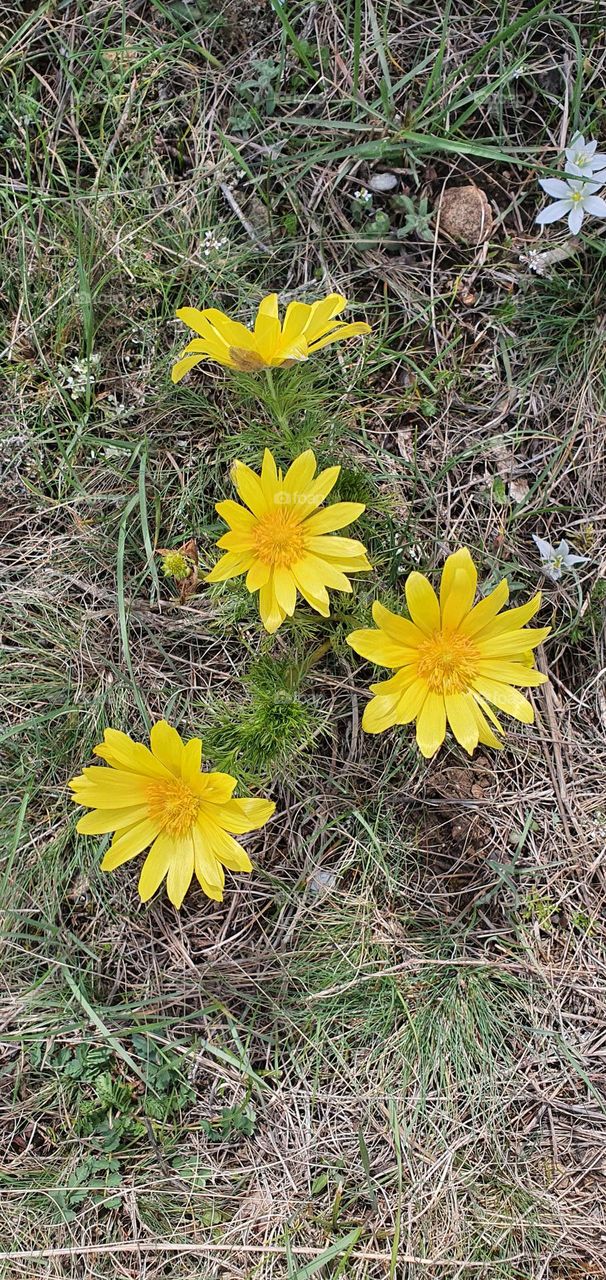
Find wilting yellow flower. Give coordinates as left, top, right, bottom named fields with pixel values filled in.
left=206, top=448, right=371, bottom=633
left=68, top=721, right=275, bottom=908
left=347, top=548, right=550, bottom=758
left=171, top=292, right=371, bottom=381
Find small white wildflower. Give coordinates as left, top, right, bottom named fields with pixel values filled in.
left=532, top=534, right=589, bottom=582
left=353, top=187, right=372, bottom=204
left=202, top=229, right=229, bottom=256
left=564, top=132, right=606, bottom=177
left=536, top=175, right=606, bottom=234
left=60, top=354, right=100, bottom=398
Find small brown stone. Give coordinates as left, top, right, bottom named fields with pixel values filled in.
left=437, top=185, right=493, bottom=244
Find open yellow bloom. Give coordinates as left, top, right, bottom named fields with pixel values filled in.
left=206, top=448, right=371, bottom=633
left=171, top=292, right=371, bottom=381
left=347, top=548, right=550, bottom=759
left=68, top=721, right=275, bottom=908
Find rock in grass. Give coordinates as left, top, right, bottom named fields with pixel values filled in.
left=437, top=184, right=493, bottom=244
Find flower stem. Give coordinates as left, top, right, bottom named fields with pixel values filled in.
left=264, top=367, right=289, bottom=431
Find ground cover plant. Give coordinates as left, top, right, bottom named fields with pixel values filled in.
left=1, top=1, right=606, bottom=1277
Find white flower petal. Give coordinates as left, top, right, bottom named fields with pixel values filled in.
left=536, top=199, right=571, bottom=225
left=587, top=153, right=606, bottom=172
left=582, top=195, right=606, bottom=218
left=568, top=204, right=585, bottom=233
left=538, top=178, right=571, bottom=198
left=532, top=535, right=554, bottom=559
left=565, top=162, right=591, bottom=179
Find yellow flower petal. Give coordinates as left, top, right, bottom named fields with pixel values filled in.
left=217, top=530, right=254, bottom=551
left=416, top=691, right=447, bottom=758
left=171, top=352, right=206, bottom=384
left=281, top=299, right=313, bottom=345
left=282, top=450, right=317, bottom=496
left=444, top=692, right=480, bottom=755
left=474, top=660, right=548, bottom=686
left=293, top=466, right=341, bottom=517
left=254, top=294, right=281, bottom=361
left=471, top=677, right=534, bottom=723
left=272, top=566, right=297, bottom=615
left=290, top=561, right=330, bottom=615
left=181, top=737, right=202, bottom=786
left=208, top=797, right=275, bottom=834
left=69, top=771, right=152, bottom=809
left=371, top=601, right=425, bottom=648
left=194, top=771, right=237, bottom=802
left=476, top=594, right=542, bottom=640
left=138, top=832, right=174, bottom=902
left=305, top=534, right=369, bottom=562
left=199, top=817, right=252, bottom=872
left=150, top=720, right=184, bottom=777
left=303, top=502, right=365, bottom=536
left=101, top=817, right=161, bottom=871
left=477, top=627, right=551, bottom=657
left=215, top=500, right=256, bottom=531
left=259, top=581, right=286, bottom=633
left=405, top=572, right=441, bottom=634
left=393, top=678, right=428, bottom=724
left=302, top=293, right=347, bottom=341
left=439, top=548, right=477, bottom=613
left=93, top=729, right=172, bottom=780
left=175, top=307, right=229, bottom=344
left=166, top=834, right=195, bottom=908
left=260, top=447, right=279, bottom=498
left=469, top=698, right=503, bottom=750
left=76, top=806, right=150, bottom=835
left=307, top=321, right=371, bottom=351
left=346, top=629, right=418, bottom=668
left=246, top=560, right=271, bottom=591
left=206, top=550, right=255, bottom=582
left=440, top=550, right=477, bottom=630
left=459, top=579, right=509, bottom=637
left=369, top=665, right=417, bottom=695
left=299, top=554, right=352, bottom=592
left=196, top=873, right=224, bottom=902
left=362, top=694, right=400, bottom=733
left=191, top=824, right=225, bottom=886
left=232, top=460, right=270, bottom=517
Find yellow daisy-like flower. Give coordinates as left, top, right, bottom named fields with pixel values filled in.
left=347, top=548, right=550, bottom=759
left=206, top=448, right=372, bottom=633
left=171, top=292, right=371, bottom=381
left=68, top=721, right=275, bottom=908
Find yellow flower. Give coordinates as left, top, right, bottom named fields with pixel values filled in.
left=347, top=548, right=550, bottom=759
left=206, top=448, right=371, bottom=633
left=171, top=292, right=371, bottom=381
left=68, top=721, right=275, bottom=908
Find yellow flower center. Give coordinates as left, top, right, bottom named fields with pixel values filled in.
left=253, top=509, right=305, bottom=567
left=147, top=778, right=200, bottom=837
left=416, top=629, right=479, bottom=695
left=570, top=191, right=583, bottom=204
left=229, top=346, right=268, bottom=372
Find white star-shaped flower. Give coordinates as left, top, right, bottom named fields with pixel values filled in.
left=532, top=535, right=589, bottom=582
left=564, top=132, right=606, bottom=177
left=536, top=176, right=606, bottom=234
